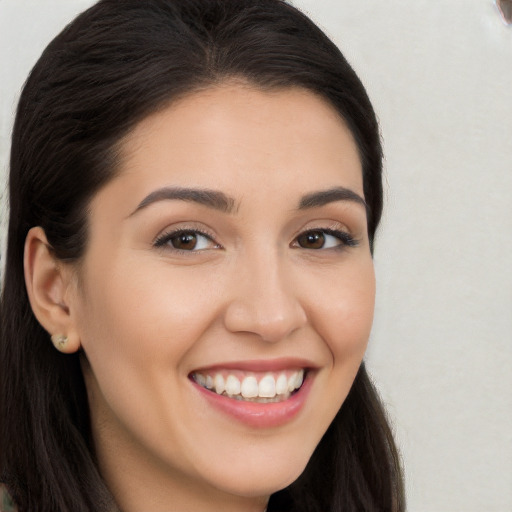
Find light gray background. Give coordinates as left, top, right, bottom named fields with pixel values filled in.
left=1, top=1, right=511, bottom=511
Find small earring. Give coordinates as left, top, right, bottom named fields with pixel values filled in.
left=51, top=334, right=69, bottom=352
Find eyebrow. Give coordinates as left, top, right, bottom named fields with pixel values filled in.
left=129, top=185, right=366, bottom=217
left=130, top=187, right=237, bottom=216
left=298, top=187, right=367, bottom=210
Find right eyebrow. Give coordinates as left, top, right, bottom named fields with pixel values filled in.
left=128, top=187, right=237, bottom=217
left=297, top=186, right=367, bottom=210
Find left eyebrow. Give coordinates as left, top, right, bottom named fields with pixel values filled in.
left=298, top=187, right=367, bottom=210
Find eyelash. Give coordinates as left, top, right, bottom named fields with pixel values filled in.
left=153, top=227, right=359, bottom=253
left=293, top=228, right=359, bottom=251
left=153, top=228, right=219, bottom=253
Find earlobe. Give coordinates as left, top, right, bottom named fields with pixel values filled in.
left=24, top=227, right=81, bottom=354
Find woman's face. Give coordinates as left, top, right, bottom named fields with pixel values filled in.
left=69, top=84, right=375, bottom=509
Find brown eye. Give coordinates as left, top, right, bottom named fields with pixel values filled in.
left=297, top=231, right=326, bottom=249
left=170, top=232, right=198, bottom=250
left=154, top=229, right=218, bottom=251
left=294, top=229, right=357, bottom=250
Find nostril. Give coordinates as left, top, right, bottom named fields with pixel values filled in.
left=497, top=0, right=512, bottom=25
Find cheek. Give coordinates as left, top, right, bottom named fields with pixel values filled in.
left=77, top=255, right=218, bottom=355
left=75, top=260, right=224, bottom=458
left=74, top=258, right=221, bottom=418
left=307, top=258, right=375, bottom=417
left=307, top=261, right=375, bottom=436
left=313, top=259, right=375, bottom=357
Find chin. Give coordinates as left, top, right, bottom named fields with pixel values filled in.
left=198, top=445, right=312, bottom=498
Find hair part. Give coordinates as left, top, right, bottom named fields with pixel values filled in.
left=1, top=1, right=401, bottom=510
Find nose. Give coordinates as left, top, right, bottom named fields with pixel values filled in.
left=223, top=251, right=308, bottom=343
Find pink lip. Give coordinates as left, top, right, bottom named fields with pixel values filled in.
left=190, top=369, right=313, bottom=429
left=191, top=357, right=317, bottom=373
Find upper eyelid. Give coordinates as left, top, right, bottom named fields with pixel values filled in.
left=152, top=223, right=218, bottom=243
left=152, top=221, right=358, bottom=247
left=293, top=227, right=357, bottom=244
left=291, top=220, right=353, bottom=239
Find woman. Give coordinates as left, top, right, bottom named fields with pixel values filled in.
left=0, top=0, right=404, bottom=511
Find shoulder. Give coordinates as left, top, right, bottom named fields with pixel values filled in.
left=0, top=484, right=17, bottom=512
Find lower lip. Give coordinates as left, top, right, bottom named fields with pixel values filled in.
left=191, top=373, right=313, bottom=428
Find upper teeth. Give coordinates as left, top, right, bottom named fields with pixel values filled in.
left=193, top=369, right=305, bottom=400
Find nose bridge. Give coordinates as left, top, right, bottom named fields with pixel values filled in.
left=223, top=245, right=307, bottom=342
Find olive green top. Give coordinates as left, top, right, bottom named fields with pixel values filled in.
left=0, top=485, right=17, bottom=512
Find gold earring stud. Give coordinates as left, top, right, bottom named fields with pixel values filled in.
left=51, top=334, right=69, bottom=352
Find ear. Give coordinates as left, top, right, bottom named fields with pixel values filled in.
left=24, top=227, right=81, bottom=354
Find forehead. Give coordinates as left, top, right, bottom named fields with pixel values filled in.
left=98, top=84, right=364, bottom=216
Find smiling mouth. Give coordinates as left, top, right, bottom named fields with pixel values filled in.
left=191, top=369, right=305, bottom=403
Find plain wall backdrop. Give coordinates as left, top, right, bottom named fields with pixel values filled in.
left=1, top=1, right=511, bottom=511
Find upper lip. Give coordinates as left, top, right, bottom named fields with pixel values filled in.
left=189, top=357, right=319, bottom=374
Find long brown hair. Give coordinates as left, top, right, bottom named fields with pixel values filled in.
left=0, top=1, right=404, bottom=510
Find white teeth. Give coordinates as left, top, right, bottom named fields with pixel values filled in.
left=195, top=373, right=206, bottom=387
left=275, top=373, right=288, bottom=395
left=258, top=374, right=276, bottom=398
left=288, top=372, right=298, bottom=392
left=287, top=370, right=305, bottom=392
left=295, top=370, right=304, bottom=389
left=194, top=368, right=306, bottom=401
left=241, top=376, right=259, bottom=398
left=214, top=374, right=225, bottom=394
left=225, top=374, right=241, bottom=395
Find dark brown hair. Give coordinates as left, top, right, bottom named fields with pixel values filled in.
left=0, top=1, right=404, bottom=510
